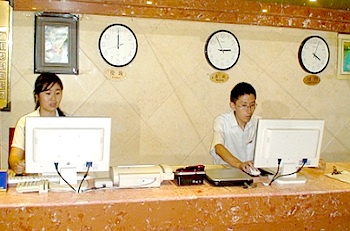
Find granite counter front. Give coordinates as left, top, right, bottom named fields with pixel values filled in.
left=1, top=163, right=350, bottom=230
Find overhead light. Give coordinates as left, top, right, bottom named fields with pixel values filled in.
left=146, top=1, right=152, bottom=4
left=309, top=0, right=317, bottom=2
left=262, top=9, right=268, bottom=13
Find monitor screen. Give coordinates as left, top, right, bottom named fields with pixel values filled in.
left=253, top=118, right=324, bottom=184
left=25, top=117, right=111, bottom=175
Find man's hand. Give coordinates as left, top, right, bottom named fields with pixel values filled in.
left=240, top=161, right=254, bottom=172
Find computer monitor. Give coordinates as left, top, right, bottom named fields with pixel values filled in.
left=25, top=117, right=111, bottom=190
left=253, top=118, right=324, bottom=184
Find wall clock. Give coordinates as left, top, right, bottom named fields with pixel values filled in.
left=98, top=24, right=138, bottom=67
left=298, top=35, right=330, bottom=74
left=205, top=30, right=240, bottom=70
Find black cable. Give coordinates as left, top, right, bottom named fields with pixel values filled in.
left=269, top=159, right=307, bottom=185
left=83, top=185, right=106, bottom=192
left=77, top=163, right=91, bottom=193
left=268, top=159, right=281, bottom=186
left=54, top=162, right=76, bottom=192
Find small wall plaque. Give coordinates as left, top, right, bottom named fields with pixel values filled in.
left=106, top=69, right=127, bottom=81
left=303, top=75, right=320, bottom=86
left=210, top=72, right=229, bottom=83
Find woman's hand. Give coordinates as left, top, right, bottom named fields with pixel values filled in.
left=14, top=159, right=26, bottom=174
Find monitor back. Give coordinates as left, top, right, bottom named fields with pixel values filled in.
left=253, top=118, right=324, bottom=168
left=25, top=117, right=111, bottom=174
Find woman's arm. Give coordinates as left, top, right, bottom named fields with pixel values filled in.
left=9, top=147, right=25, bottom=174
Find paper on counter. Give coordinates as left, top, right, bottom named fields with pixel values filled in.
left=325, top=170, right=350, bottom=184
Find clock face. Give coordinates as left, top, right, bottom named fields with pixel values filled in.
left=298, top=35, right=330, bottom=74
left=205, top=30, right=240, bottom=70
left=98, top=24, right=138, bottom=67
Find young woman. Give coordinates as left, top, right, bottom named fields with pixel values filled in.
left=9, top=73, right=66, bottom=174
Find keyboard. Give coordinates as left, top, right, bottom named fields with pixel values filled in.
left=16, top=180, right=49, bottom=193
left=8, top=173, right=91, bottom=185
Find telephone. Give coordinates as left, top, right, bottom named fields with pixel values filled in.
left=110, top=164, right=174, bottom=188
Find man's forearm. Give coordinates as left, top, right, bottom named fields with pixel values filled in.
left=214, top=144, right=243, bottom=169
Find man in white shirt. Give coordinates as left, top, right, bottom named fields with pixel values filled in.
left=210, top=82, right=260, bottom=173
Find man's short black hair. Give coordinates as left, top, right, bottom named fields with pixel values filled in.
left=230, top=82, right=256, bottom=103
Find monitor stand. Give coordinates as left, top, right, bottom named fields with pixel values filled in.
left=270, top=174, right=306, bottom=184
left=49, top=166, right=89, bottom=192
left=270, top=162, right=307, bottom=185
left=49, top=181, right=88, bottom=192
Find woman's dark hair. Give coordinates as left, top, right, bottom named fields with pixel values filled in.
left=34, top=73, right=65, bottom=116
left=230, top=82, right=256, bottom=103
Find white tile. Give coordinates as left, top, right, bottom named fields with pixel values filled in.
left=2, top=12, right=350, bottom=169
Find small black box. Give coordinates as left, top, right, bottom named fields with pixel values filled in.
left=175, top=165, right=205, bottom=186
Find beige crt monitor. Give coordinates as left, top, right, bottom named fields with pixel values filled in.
left=253, top=118, right=324, bottom=184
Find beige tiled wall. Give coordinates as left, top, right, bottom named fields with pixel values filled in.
left=1, top=12, right=349, bottom=169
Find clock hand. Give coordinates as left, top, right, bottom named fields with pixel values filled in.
left=313, top=53, right=320, bottom=61
left=314, top=41, right=319, bottom=53
left=117, top=29, right=120, bottom=49
left=218, top=49, right=231, bottom=52
left=215, top=36, right=224, bottom=54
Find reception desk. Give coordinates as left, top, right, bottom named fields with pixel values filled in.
left=1, top=163, right=350, bottom=230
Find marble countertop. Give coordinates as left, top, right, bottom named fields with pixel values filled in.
left=1, top=162, right=350, bottom=208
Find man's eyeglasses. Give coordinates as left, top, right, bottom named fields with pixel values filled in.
left=237, top=103, right=257, bottom=110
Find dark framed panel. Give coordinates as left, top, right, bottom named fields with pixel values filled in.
left=34, top=13, right=79, bottom=74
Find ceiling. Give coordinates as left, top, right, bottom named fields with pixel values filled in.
left=254, top=0, right=350, bottom=11
left=9, top=0, right=350, bottom=12
left=8, top=0, right=350, bottom=33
